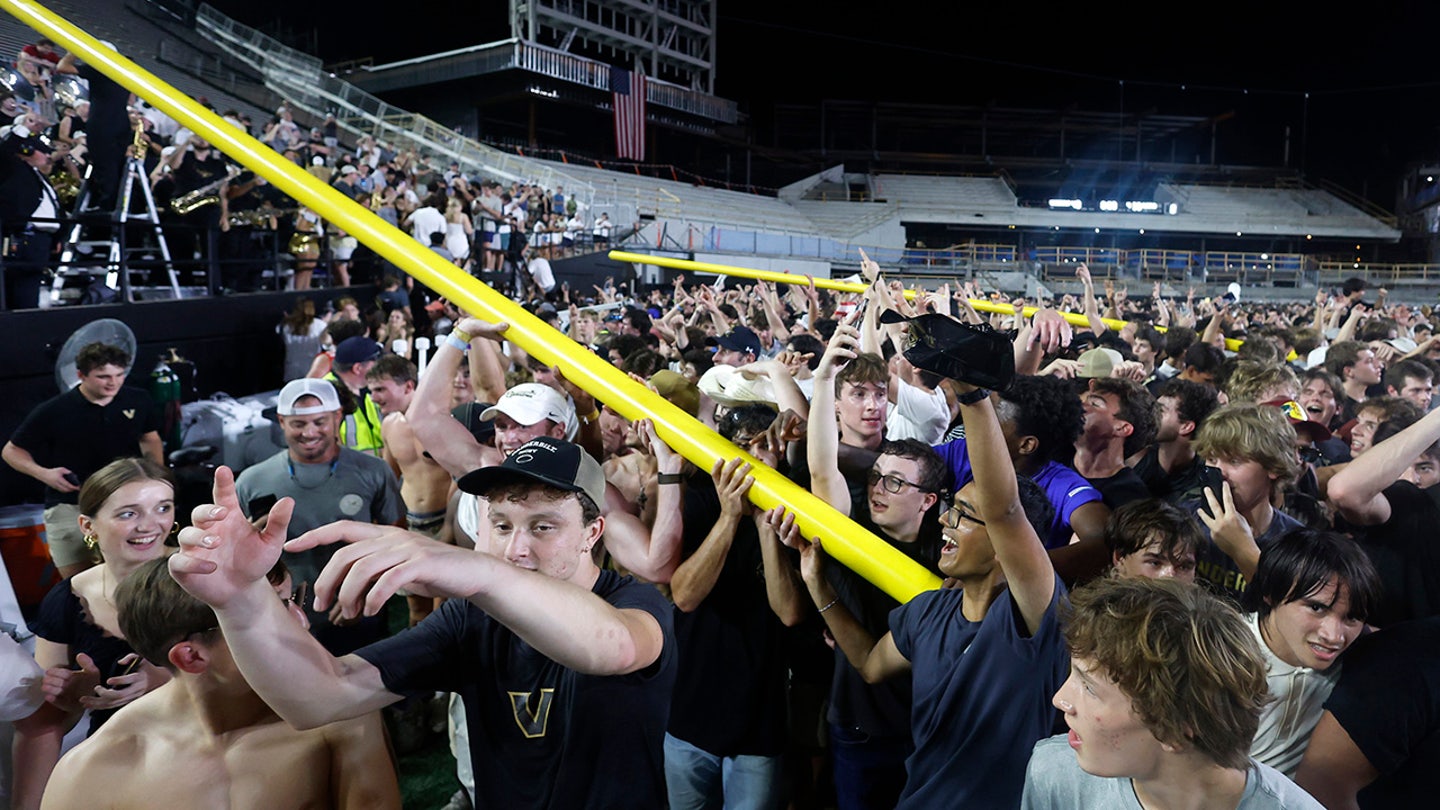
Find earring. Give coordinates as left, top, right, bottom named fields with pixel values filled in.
left=83, top=532, right=98, bottom=550
left=170, top=522, right=180, bottom=538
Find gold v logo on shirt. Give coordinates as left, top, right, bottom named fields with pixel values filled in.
left=507, top=689, right=556, bottom=739
left=122, top=409, right=135, bottom=419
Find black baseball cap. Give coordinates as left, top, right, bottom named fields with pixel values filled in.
left=456, top=437, right=606, bottom=507
left=451, top=402, right=496, bottom=445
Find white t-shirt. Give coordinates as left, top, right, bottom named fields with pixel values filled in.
left=528, top=257, right=557, bottom=293
left=409, top=206, right=446, bottom=246
left=886, top=378, right=950, bottom=444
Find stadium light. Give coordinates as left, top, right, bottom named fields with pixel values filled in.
left=1099, top=200, right=1119, bottom=212
left=1167, top=203, right=1179, bottom=215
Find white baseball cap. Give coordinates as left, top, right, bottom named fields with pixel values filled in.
left=277, top=378, right=341, bottom=415
left=480, top=383, right=578, bottom=440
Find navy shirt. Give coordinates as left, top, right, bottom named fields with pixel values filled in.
left=890, top=574, right=1070, bottom=809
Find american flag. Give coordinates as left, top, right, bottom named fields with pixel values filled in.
left=611, top=65, right=646, bottom=161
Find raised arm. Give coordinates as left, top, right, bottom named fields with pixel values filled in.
left=960, top=381, right=1056, bottom=635
left=670, top=458, right=753, bottom=612
left=755, top=507, right=809, bottom=627
left=807, top=320, right=861, bottom=514
left=600, top=420, right=685, bottom=583
left=1328, top=405, right=1440, bottom=526
left=407, top=318, right=508, bottom=478
left=778, top=508, right=910, bottom=684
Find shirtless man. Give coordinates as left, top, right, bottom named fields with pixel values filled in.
left=40, top=558, right=399, bottom=809
left=368, top=356, right=455, bottom=624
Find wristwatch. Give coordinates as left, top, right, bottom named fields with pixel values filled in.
left=957, top=387, right=990, bottom=406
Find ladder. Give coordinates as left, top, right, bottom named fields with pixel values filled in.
left=53, top=154, right=178, bottom=304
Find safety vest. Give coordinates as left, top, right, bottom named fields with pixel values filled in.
left=325, top=372, right=384, bottom=456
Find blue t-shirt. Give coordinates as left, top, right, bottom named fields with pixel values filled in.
left=890, top=573, right=1070, bottom=809
left=934, top=438, right=1103, bottom=548
left=355, top=570, right=677, bottom=809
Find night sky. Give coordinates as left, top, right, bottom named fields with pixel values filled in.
left=208, top=1, right=1440, bottom=200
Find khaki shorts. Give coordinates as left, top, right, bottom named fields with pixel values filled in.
left=44, top=503, right=95, bottom=569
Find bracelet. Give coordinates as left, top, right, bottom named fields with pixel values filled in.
left=451, top=328, right=472, bottom=345
left=580, top=409, right=601, bottom=425
left=657, top=472, right=684, bottom=485
left=957, top=387, right=990, bottom=406
left=817, top=598, right=839, bottom=615
left=444, top=334, right=470, bottom=352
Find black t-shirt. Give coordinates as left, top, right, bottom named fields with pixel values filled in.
left=33, top=578, right=136, bottom=734
left=9, top=386, right=159, bottom=506
left=1131, top=445, right=1207, bottom=503
left=1324, top=618, right=1440, bottom=809
left=826, top=501, right=944, bottom=738
left=355, top=570, right=676, bottom=810
left=1087, top=465, right=1151, bottom=510
left=667, top=475, right=788, bottom=756
left=1354, top=482, right=1440, bottom=628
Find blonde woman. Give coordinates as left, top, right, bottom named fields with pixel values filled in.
left=444, top=196, right=474, bottom=270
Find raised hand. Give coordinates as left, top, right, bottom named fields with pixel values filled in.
left=635, top=418, right=682, bottom=475
left=814, top=322, right=861, bottom=380
left=1198, top=479, right=1258, bottom=578
left=456, top=317, right=510, bottom=342
left=170, top=466, right=294, bottom=610
left=1028, top=307, right=1074, bottom=354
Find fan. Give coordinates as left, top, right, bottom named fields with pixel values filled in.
left=53, top=318, right=137, bottom=392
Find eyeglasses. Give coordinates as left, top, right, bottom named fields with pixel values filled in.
left=940, top=504, right=986, bottom=528
left=867, top=469, right=931, bottom=494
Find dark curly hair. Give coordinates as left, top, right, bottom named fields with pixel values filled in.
left=996, top=375, right=1084, bottom=463
left=1090, top=378, right=1158, bottom=457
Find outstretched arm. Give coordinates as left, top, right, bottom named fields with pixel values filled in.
left=295, top=519, right=663, bottom=678
left=169, top=467, right=400, bottom=729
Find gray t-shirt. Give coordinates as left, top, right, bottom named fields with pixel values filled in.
left=234, top=448, right=404, bottom=590
left=1022, top=734, right=1324, bottom=810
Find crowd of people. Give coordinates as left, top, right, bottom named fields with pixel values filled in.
left=7, top=239, right=1440, bottom=810
left=0, top=36, right=614, bottom=309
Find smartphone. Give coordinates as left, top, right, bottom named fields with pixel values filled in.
left=1200, top=465, right=1226, bottom=497
left=248, top=493, right=278, bottom=517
